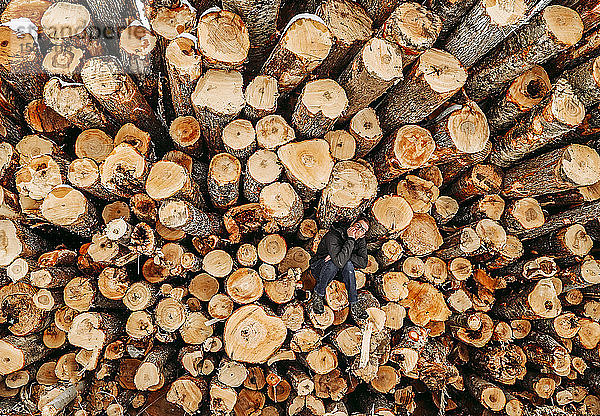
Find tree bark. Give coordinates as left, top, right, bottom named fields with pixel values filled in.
left=465, top=5, right=584, bottom=101
left=377, top=48, right=467, bottom=133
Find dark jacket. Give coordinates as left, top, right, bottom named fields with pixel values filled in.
left=310, top=226, right=368, bottom=269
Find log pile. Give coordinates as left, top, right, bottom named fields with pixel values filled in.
left=3, top=0, right=600, bottom=416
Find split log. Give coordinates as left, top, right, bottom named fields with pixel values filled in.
left=465, top=5, right=584, bottom=101
left=377, top=48, right=467, bottom=133
left=260, top=14, right=332, bottom=92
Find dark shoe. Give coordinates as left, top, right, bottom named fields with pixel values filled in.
left=351, top=302, right=368, bottom=320
left=312, top=293, right=324, bottom=314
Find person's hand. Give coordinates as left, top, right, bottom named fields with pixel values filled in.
left=347, top=227, right=357, bottom=239
left=355, top=228, right=366, bottom=239
left=325, top=255, right=331, bottom=262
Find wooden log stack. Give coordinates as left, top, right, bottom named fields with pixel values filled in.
left=2, top=1, right=600, bottom=416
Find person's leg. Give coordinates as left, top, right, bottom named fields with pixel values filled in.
left=313, top=260, right=339, bottom=297
left=340, top=261, right=358, bottom=304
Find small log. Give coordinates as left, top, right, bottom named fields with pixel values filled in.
left=0, top=21, right=47, bottom=101
left=146, top=160, right=202, bottom=204
left=443, top=0, right=526, bottom=67
left=325, top=130, right=355, bottom=161
left=165, top=36, right=203, bottom=117
left=260, top=182, right=303, bottom=231
left=224, top=304, right=287, bottom=363
left=465, top=375, right=506, bottom=412
left=244, top=75, right=279, bottom=120
left=81, top=56, right=162, bottom=136
left=314, top=0, right=372, bottom=77
left=372, top=125, right=435, bottom=183
left=399, top=213, right=443, bottom=257
left=337, top=38, right=403, bottom=121
left=291, top=78, right=348, bottom=138
left=348, top=108, right=383, bottom=159
left=256, top=115, right=295, bottom=151
left=317, top=160, right=377, bottom=228
left=563, top=55, right=600, bottom=108
left=486, top=65, right=551, bottom=133
left=222, top=119, right=256, bottom=160
left=465, top=5, right=584, bottom=101
left=100, top=143, right=148, bottom=198
left=43, top=78, right=112, bottom=130
left=396, top=175, right=439, bottom=214
left=447, top=163, right=503, bottom=202
left=494, top=278, right=561, bottom=319
left=489, top=78, right=585, bottom=167
left=208, top=153, right=241, bottom=209
left=192, top=69, right=245, bottom=154
left=226, top=268, right=264, bottom=304
left=166, top=376, right=207, bottom=414
left=68, top=158, right=117, bottom=201
left=365, top=195, right=413, bottom=241
left=260, top=14, right=332, bottom=92
left=134, top=345, right=174, bottom=391
left=41, top=185, right=98, bottom=238
left=502, top=144, right=600, bottom=198
left=150, top=4, right=196, bottom=41
left=432, top=196, right=459, bottom=224
left=427, top=0, right=478, bottom=36
left=197, top=9, right=249, bottom=70
left=426, top=99, right=490, bottom=167
left=278, top=139, right=335, bottom=203
left=75, top=130, right=114, bottom=164
left=159, top=199, right=223, bottom=237
left=529, top=223, right=593, bottom=259
left=377, top=48, right=467, bottom=133
left=377, top=2, right=441, bottom=69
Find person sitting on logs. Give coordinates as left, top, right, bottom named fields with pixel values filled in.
left=310, top=219, right=369, bottom=319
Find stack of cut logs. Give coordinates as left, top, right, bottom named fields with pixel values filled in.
left=3, top=0, right=600, bottom=415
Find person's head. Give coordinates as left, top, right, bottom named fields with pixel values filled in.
left=348, top=219, right=369, bottom=237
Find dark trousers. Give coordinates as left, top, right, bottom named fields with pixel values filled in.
left=311, top=258, right=358, bottom=304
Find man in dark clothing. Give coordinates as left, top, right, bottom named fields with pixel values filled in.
left=310, top=219, right=369, bottom=319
